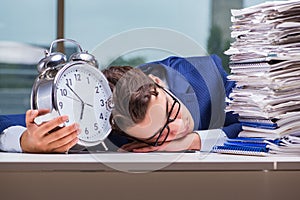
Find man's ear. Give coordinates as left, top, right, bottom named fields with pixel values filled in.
left=148, top=74, right=167, bottom=87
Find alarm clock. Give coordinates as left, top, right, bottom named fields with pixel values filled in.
left=31, top=38, right=113, bottom=150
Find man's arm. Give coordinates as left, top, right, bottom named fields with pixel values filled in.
left=118, top=129, right=226, bottom=152
left=0, top=110, right=81, bottom=153
left=0, top=113, right=26, bottom=133
left=0, top=113, right=26, bottom=152
left=0, top=126, right=26, bottom=152
left=196, top=129, right=227, bottom=152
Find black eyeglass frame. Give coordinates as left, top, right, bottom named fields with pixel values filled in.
left=124, top=84, right=181, bottom=147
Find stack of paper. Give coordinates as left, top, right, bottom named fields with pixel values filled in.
left=225, top=0, right=300, bottom=139
left=226, top=0, right=300, bottom=61
left=267, top=135, right=300, bottom=154
left=212, top=137, right=280, bottom=156
left=212, top=136, right=300, bottom=156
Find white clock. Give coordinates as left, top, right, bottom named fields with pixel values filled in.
left=31, top=39, right=113, bottom=150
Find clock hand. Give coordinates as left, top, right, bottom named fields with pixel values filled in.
left=65, top=84, right=86, bottom=121
left=64, top=95, right=81, bottom=103
left=80, top=102, right=85, bottom=120
left=66, top=84, right=93, bottom=108
left=66, top=84, right=84, bottom=103
left=84, top=102, right=93, bottom=107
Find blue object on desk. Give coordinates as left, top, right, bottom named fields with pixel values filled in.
left=212, top=137, right=281, bottom=156
left=241, top=122, right=277, bottom=129
left=0, top=114, right=26, bottom=133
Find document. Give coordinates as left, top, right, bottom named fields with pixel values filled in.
left=225, top=0, right=300, bottom=144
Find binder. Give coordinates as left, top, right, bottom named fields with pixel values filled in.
left=212, top=145, right=268, bottom=156
left=212, top=137, right=280, bottom=156
left=240, top=121, right=277, bottom=130
left=213, top=136, right=300, bottom=155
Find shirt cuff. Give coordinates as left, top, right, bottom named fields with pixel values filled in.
left=195, top=129, right=227, bottom=152
left=0, top=126, right=26, bottom=152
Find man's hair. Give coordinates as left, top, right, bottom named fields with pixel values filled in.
left=102, top=66, right=158, bottom=132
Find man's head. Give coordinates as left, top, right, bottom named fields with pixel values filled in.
left=102, top=65, right=194, bottom=146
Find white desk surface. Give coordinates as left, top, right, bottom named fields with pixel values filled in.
left=0, top=151, right=300, bottom=171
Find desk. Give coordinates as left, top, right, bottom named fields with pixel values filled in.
left=1, top=151, right=300, bottom=171
left=0, top=152, right=300, bottom=200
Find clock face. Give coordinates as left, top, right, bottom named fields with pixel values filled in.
left=54, top=62, right=112, bottom=147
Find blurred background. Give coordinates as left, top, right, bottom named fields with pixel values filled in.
left=0, top=0, right=279, bottom=114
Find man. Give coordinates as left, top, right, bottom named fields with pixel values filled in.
left=103, top=55, right=241, bottom=152
left=0, top=55, right=241, bottom=153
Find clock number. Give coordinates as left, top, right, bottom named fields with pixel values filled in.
left=66, top=78, right=72, bottom=86
left=60, top=89, right=67, bottom=96
left=100, top=99, right=105, bottom=107
left=85, top=128, right=89, bottom=135
left=86, top=77, right=90, bottom=84
left=94, top=123, right=99, bottom=131
left=59, top=102, right=63, bottom=109
left=74, top=74, right=81, bottom=81
left=95, top=86, right=99, bottom=93
left=99, top=113, right=104, bottom=120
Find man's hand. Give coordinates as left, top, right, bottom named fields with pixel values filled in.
left=20, top=109, right=80, bottom=153
left=119, top=132, right=200, bottom=152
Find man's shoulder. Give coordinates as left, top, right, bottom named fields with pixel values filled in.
left=143, top=55, right=222, bottom=72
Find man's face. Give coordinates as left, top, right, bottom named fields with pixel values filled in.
left=126, top=86, right=194, bottom=145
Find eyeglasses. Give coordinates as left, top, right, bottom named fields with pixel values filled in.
left=126, top=84, right=181, bottom=147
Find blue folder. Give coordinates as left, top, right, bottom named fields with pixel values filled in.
left=212, top=137, right=281, bottom=156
